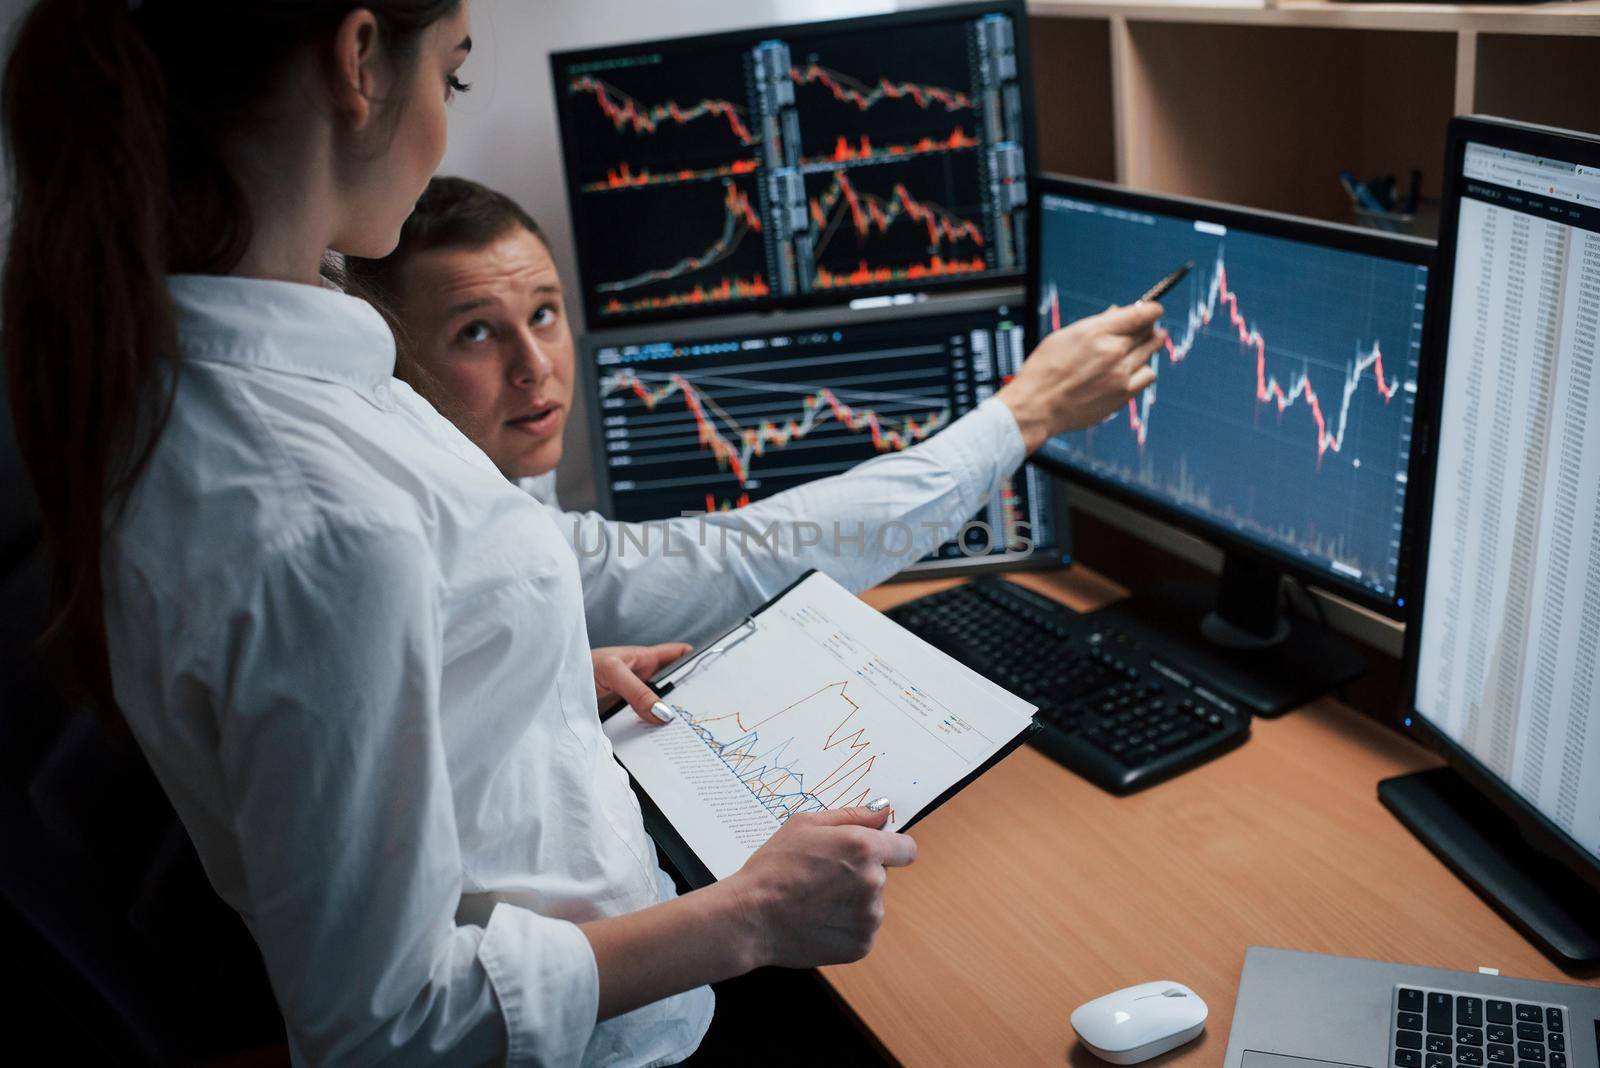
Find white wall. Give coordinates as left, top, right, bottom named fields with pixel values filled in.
left=440, top=0, right=898, bottom=509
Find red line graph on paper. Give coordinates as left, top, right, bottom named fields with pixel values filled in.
left=790, top=63, right=973, bottom=113
left=800, top=127, right=981, bottom=167
left=597, top=180, right=762, bottom=295
left=569, top=74, right=757, bottom=145
left=600, top=368, right=949, bottom=486
left=1041, top=251, right=1402, bottom=462
left=689, top=681, right=889, bottom=817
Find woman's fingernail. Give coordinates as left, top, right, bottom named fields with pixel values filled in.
left=866, top=797, right=891, bottom=813
left=651, top=701, right=677, bottom=723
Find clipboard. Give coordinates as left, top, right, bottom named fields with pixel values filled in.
left=601, top=570, right=1042, bottom=890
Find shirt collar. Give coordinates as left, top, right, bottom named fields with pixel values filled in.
left=167, top=274, right=398, bottom=403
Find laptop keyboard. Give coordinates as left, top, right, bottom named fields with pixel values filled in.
left=1393, top=986, right=1570, bottom=1068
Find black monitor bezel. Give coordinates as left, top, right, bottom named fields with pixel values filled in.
left=1023, top=173, right=1437, bottom=619
left=576, top=289, right=1073, bottom=577
left=549, top=0, right=1036, bottom=330
left=1398, top=114, right=1600, bottom=898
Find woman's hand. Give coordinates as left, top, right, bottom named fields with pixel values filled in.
left=592, top=642, right=692, bottom=724
left=579, top=803, right=915, bottom=1019
left=996, top=301, right=1170, bottom=452
left=723, top=805, right=917, bottom=968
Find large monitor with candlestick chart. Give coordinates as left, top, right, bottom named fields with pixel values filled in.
left=1027, top=175, right=1436, bottom=715
left=581, top=292, right=1067, bottom=575
left=550, top=1, right=1033, bottom=327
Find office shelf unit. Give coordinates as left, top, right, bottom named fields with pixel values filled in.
left=1028, top=1, right=1600, bottom=236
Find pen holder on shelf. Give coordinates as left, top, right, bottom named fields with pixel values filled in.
left=1340, top=167, right=1433, bottom=237
left=1351, top=200, right=1437, bottom=239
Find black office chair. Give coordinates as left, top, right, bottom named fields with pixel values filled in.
left=0, top=398, right=282, bottom=1064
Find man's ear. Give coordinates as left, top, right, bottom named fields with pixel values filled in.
left=328, top=8, right=384, bottom=131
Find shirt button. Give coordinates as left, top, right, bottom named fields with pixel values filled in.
left=374, top=382, right=392, bottom=405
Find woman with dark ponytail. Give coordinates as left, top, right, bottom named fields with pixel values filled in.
left=1, top=3, right=924, bottom=1063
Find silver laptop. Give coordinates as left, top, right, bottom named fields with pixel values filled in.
left=1224, top=947, right=1600, bottom=1068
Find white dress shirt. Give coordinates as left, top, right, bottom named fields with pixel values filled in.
left=516, top=471, right=560, bottom=508
left=520, top=411, right=1028, bottom=654
left=554, top=412, right=1025, bottom=650
left=102, top=275, right=1024, bottom=1066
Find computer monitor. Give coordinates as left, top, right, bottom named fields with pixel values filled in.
left=582, top=293, right=1066, bottom=575
left=1027, top=176, right=1436, bottom=714
left=550, top=1, right=1034, bottom=327
left=1387, top=116, right=1600, bottom=964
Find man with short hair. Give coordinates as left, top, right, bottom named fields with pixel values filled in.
left=347, top=176, right=1163, bottom=657
left=347, top=177, right=569, bottom=507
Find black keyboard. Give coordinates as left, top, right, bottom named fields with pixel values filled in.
left=888, top=579, right=1249, bottom=793
left=1392, top=986, right=1570, bottom=1068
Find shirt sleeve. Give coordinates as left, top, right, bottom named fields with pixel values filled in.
left=563, top=395, right=1027, bottom=649
left=211, top=521, right=598, bottom=1066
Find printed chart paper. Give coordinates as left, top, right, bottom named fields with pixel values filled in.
left=603, top=572, right=1036, bottom=879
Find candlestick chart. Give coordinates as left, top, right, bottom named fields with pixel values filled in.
left=786, top=19, right=981, bottom=167
left=806, top=160, right=990, bottom=292
left=591, top=303, right=1058, bottom=564
left=798, top=127, right=981, bottom=170
left=600, top=366, right=952, bottom=488
left=595, top=336, right=956, bottom=518
left=583, top=176, right=771, bottom=319
left=553, top=8, right=1029, bottom=323
left=563, top=67, right=757, bottom=190
left=1033, top=194, right=1429, bottom=596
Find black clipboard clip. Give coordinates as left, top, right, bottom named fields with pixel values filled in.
left=652, top=615, right=758, bottom=703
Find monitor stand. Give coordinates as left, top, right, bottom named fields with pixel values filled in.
left=1088, top=552, right=1365, bottom=717
left=1380, top=766, right=1600, bottom=966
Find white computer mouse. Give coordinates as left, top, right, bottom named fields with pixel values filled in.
left=1070, top=980, right=1207, bottom=1064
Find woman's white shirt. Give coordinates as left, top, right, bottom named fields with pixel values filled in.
left=105, top=277, right=708, bottom=1067
left=103, top=275, right=1028, bottom=1066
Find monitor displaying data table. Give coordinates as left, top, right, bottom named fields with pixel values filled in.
left=1410, top=122, right=1600, bottom=869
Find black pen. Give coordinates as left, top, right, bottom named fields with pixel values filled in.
left=1139, top=260, right=1193, bottom=304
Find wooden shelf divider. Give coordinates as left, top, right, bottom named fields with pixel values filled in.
left=1029, top=0, right=1600, bottom=231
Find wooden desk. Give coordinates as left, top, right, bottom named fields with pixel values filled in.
left=821, top=567, right=1599, bottom=1066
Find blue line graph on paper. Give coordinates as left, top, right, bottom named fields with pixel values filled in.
left=667, top=598, right=1002, bottom=825
left=682, top=679, right=881, bottom=818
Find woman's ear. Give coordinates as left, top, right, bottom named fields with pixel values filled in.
left=327, top=8, right=384, bottom=131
